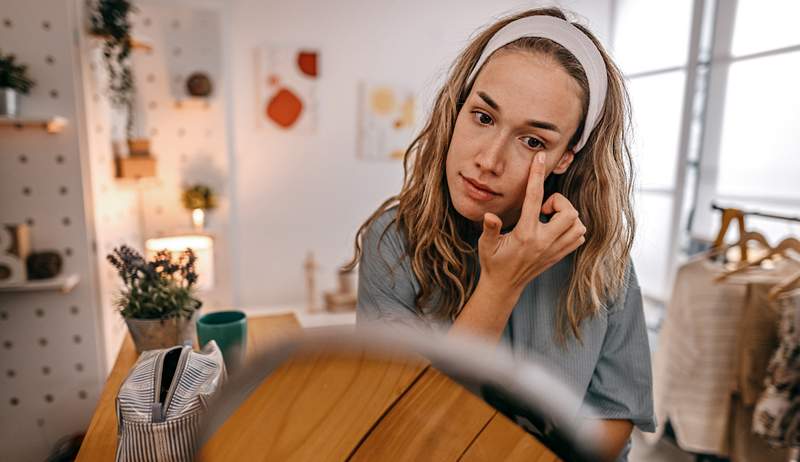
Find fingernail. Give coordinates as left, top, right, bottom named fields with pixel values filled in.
left=535, top=152, right=545, bottom=164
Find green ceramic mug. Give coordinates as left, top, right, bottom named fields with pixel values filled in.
left=197, top=310, right=247, bottom=372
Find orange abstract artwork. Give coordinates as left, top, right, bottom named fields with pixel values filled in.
left=257, top=45, right=319, bottom=132
left=266, top=88, right=303, bottom=128
left=297, top=51, right=318, bottom=78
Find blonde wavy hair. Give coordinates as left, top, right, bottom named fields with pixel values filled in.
left=345, top=7, right=636, bottom=342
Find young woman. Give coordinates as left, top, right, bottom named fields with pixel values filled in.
left=346, top=7, right=655, bottom=461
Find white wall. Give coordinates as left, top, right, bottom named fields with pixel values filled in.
left=226, top=0, right=612, bottom=308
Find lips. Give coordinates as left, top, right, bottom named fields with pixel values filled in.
left=461, top=174, right=499, bottom=202
left=462, top=175, right=499, bottom=195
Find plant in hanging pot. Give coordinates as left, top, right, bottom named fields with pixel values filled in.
left=182, top=184, right=218, bottom=231
left=107, top=245, right=202, bottom=352
left=0, top=50, right=36, bottom=117
left=89, top=0, right=139, bottom=144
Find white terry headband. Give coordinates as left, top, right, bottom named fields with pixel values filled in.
left=466, top=16, right=608, bottom=153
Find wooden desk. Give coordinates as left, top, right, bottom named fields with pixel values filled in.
left=76, top=314, right=559, bottom=461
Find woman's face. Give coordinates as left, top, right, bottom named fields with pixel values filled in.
left=445, top=50, right=584, bottom=229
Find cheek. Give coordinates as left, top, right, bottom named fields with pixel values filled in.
left=505, top=158, right=534, bottom=207
left=445, top=117, right=471, bottom=170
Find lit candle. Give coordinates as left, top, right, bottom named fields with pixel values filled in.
left=192, top=208, right=206, bottom=231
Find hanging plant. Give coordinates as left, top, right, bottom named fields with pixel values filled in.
left=89, top=0, right=136, bottom=139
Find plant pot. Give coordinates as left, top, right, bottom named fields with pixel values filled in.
left=127, top=138, right=151, bottom=156
left=124, top=310, right=198, bottom=352
left=0, top=88, right=19, bottom=117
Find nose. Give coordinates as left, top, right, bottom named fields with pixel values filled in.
left=473, top=135, right=505, bottom=176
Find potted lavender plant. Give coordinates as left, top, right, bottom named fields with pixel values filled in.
left=107, top=245, right=202, bottom=352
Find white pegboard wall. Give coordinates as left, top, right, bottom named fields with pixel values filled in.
left=81, top=31, right=142, bottom=374
left=0, top=1, right=104, bottom=461
left=127, top=1, right=232, bottom=309
left=77, top=0, right=233, bottom=373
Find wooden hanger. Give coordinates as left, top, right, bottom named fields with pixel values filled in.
left=717, top=236, right=800, bottom=282
left=711, top=208, right=748, bottom=262
left=769, top=269, right=800, bottom=301
left=705, top=230, right=772, bottom=261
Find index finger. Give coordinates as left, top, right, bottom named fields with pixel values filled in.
left=516, top=152, right=547, bottom=231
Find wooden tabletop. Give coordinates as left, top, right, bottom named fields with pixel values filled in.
left=76, top=313, right=559, bottom=461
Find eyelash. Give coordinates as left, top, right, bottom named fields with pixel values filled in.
left=470, top=110, right=546, bottom=151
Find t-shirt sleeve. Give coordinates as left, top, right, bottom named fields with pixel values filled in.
left=581, top=261, right=657, bottom=434
left=355, top=210, right=431, bottom=331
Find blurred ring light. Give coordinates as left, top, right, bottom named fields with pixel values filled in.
left=145, top=235, right=214, bottom=291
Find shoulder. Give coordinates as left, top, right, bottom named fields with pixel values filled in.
left=363, top=205, right=405, bottom=255
left=604, top=258, right=641, bottom=315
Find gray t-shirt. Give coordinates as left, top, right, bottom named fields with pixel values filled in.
left=356, top=206, right=656, bottom=459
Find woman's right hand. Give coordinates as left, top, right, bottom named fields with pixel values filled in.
left=478, top=152, right=587, bottom=297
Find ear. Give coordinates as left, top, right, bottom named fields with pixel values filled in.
left=552, top=150, right=575, bottom=174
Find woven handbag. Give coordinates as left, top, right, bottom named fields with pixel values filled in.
left=115, top=341, right=226, bottom=462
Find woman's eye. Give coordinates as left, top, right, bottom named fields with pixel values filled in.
left=472, top=111, right=493, bottom=125
left=522, top=136, right=544, bottom=150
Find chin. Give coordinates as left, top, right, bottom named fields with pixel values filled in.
left=451, top=194, right=490, bottom=223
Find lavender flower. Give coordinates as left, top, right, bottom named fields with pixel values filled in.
left=107, top=245, right=201, bottom=320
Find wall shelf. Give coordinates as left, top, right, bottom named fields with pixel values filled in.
left=174, top=97, right=212, bottom=110
left=0, top=274, right=80, bottom=294
left=0, top=116, right=68, bottom=133
left=88, top=32, right=153, bottom=52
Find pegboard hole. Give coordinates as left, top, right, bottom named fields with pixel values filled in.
left=65, top=247, right=73, bottom=257
left=26, top=218, right=34, bottom=227
left=19, top=154, right=28, bottom=164
left=44, top=394, right=53, bottom=403
left=42, top=366, right=50, bottom=375
left=75, top=363, right=84, bottom=372
left=62, top=217, right=71, bottom=226
left=56, top=154, right=65, bottom=164
left=42, top=20, right=50, bottom=30
left=78, top=390, right=88, bottom=400
left=6, top=369, right=15, bottom=378
left=73, top=335, right=82, bottom=344
left=0, top=311, right=7, bottom=320
left=22, top=186, right=31, bottom=196
left=60, top=186, right=68, bottom=195
left=35, top=308, right=44, bottom=317
left=3, top=340, right=12, bottom=349
left=10, top=397, right=19, bottom=406
left=49, top=89, right=59, bottom=99
left=38, top=338, right=48, bottom=347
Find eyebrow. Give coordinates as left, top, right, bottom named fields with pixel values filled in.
left=476, top=91, right=561, bottom=134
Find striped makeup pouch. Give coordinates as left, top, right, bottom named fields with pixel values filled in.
left=115, top=341, right=226, bottom=462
